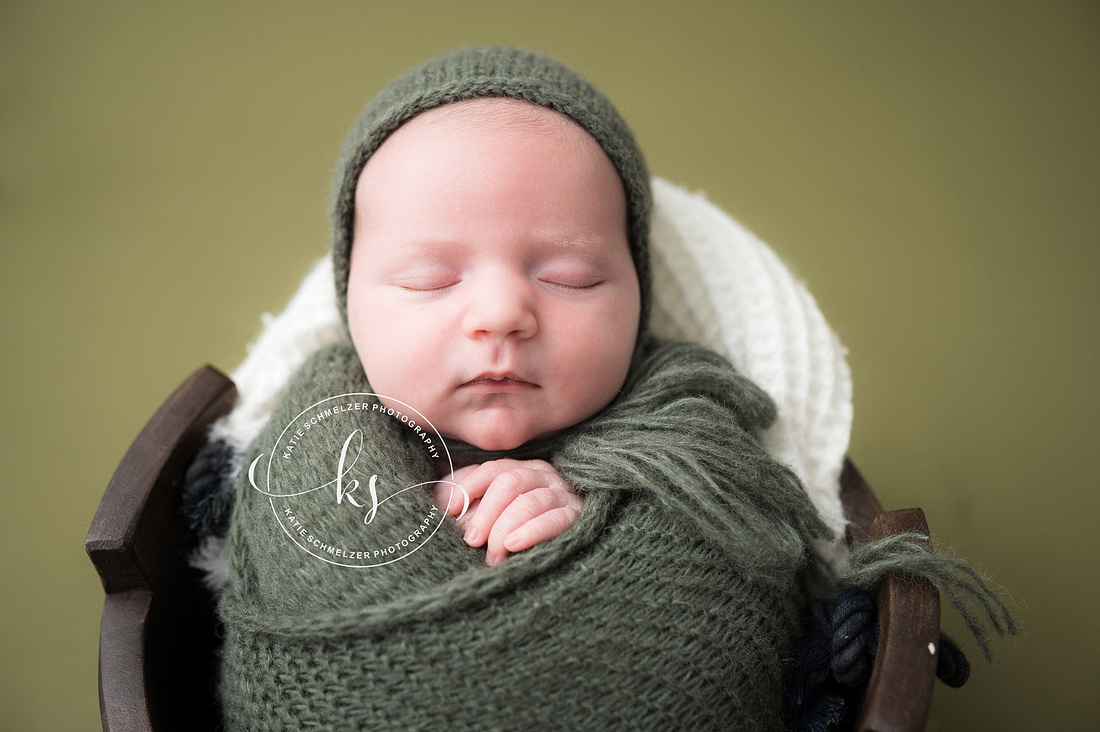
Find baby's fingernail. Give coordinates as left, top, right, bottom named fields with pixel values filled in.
left=504, top=534, right=522, bottom=552
left=464, top=526, right=482, bottom=546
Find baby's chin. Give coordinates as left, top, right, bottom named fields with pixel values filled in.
left=441, top=411, right=561, bottom=452
left=457, top=433, right=531, bottom=452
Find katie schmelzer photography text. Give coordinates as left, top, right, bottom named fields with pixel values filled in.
left=247, top=393, right=466, bottom=568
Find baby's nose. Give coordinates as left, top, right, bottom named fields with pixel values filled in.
left=461, top=276, right=537, bottom=341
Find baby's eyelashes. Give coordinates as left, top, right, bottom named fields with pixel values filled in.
left=386, top=264, right=464, bottom=293
left=539, top=278, right=604, bottom=292
left=397, top=282, right=459, bottom=293
left=391, top=274, right=462, bottom=292
left=392, top=277, right=603, bottom=294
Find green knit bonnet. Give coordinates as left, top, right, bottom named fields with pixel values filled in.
left=331, top=46, right=653, bottom=339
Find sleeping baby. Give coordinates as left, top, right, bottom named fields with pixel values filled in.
left=194, top=46, right=1015, bottom=731
left=343, top=93, right=636, bottom=567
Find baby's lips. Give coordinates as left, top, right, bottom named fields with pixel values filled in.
left=460, top=369, right=539, bottom=389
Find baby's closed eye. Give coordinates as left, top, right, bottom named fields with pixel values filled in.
left=390, top=268, right=462, bottom=292
left=535, top=261, right=607, bottom=291
left=539, top=277, right=603, bottom=291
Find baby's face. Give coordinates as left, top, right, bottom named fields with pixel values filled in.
left=347, top=98, right=640, bottom=451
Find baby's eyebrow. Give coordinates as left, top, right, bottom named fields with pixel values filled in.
left=541, top=231, right=619, bottom=251
left=398, top=239, right=468, bottom=258
left=397, top=233, right=613, bottom=255
left=541, top=232, right=628, bottom=261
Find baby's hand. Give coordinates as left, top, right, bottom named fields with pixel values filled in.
left=432, top=459, right=583, bottom=566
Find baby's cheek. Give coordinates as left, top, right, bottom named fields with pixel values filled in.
left=356, top=300, right=418, bottom=353
left=576, top=330, right=634, bottom=413
left=364, top=313, right=448, bottom=401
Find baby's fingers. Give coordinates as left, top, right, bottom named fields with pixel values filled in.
left=433, top=464, right=481, bottom=515
left=485, top=487, right=583, bottom=565
left=440, top=460, right=536, bottom=514
left=461, top=468, right=546, bottom=548
left=454, top=497, right=480, bottom=530
left=503, top=506, right=582, bottom=555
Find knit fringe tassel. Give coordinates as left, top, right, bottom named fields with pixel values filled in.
left=553, top=336, right=834, bottom=581
left=841, top=533, right=1021, bottom=661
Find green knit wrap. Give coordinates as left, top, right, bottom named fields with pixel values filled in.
left=330, top=45, right=653, bottom=338
left=216, top=337, right=1020, bottom=729
left=217, top=336, right=833, bottom=730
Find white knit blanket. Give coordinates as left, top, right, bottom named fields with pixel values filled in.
left=194, top=177, right=852, bottom=585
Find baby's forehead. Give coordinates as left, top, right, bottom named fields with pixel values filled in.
left=350, top=95, right=631, bottom=264
left=376, top=97, right=601, bottom=162
left=352, top=97, right=628, bottom=234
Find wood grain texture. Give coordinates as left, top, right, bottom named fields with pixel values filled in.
left=86, top=366, right=236, bottom=732
left=841, top=462, right=941, bottom=732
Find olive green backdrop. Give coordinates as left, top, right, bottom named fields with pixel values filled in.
left=2, top=1, right=1097, bottom=729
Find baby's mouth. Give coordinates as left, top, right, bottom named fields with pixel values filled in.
left=461, top=372, right=539, bottom=391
